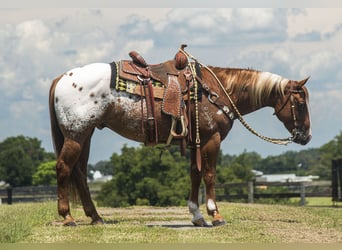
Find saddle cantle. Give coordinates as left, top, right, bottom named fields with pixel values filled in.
left=129, top=51, right=148, bottom=67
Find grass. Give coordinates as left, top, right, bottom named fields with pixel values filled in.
left=0, top=201, right=341, bottom=243
left=0, top=202, right=58, bottom=243
left=288, top=197, right=335, bottom=206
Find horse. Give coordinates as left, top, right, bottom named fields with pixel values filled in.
left=49, top=50, right=311, bottom=227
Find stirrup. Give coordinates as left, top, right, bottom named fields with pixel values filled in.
left=166, top=116, right=188, bottom=145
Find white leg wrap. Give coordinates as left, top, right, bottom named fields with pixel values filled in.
left=207, top=198, right=216, bottom=212
left=188, top=201, right=204, bottom=221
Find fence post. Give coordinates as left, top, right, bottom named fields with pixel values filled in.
left=7, top=186, right=13, bottom=205
left=199, top=186, right=206, bottom=204
left=300, top=182, right=305, bottom=206
left=248, top=181, right=254, bottom=203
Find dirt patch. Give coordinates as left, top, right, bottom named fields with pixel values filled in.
left=100, top=206, right=210, bottom=229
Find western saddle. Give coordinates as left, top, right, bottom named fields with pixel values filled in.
left=113, top=44, right=199, bottom=151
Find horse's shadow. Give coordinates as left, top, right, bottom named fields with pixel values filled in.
left=102, top=219, right=214, bottom=229
left=146, top=223, right=212, bottom=229
left=103, top=219, right=120, bottom=225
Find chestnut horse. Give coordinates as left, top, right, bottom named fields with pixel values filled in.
left=49, top=53, right=311, bottom=227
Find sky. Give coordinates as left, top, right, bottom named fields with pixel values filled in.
left=0, top=6, right=341, bottom=164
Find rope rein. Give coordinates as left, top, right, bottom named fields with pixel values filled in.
left=179, top=48, right=293, bottom=146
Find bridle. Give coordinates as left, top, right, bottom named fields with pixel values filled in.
left=273, top=81, right=309, bottom=143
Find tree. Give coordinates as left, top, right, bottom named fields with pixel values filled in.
left=317, top=131, right=342, bottom=179
left=217, top=150, right=261, bottom=183
left=32, top=161, right=57, bottom=186
left=93, top=160, right=114, bottom=176
left=0, top=146, right=32, bottom=187
left=0, top=136, right=52, bottom=186
left=96, top=145, right=189, bottom=207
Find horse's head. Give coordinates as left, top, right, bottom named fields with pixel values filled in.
left=274, top=77, right=312, bottom=145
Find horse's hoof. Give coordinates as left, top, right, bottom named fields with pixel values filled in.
left=212, top=219, right=227, bottom=227
left=91, top=218, right=104, bottom=225
left=192, top=218, right=209, bottom=227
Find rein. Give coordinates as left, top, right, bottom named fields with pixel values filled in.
left=179, top=48, right=294, bottom=146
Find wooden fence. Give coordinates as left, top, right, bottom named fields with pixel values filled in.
left=0, top=186, right=57, bottom=204
left=0, top=181, right=334, bottom=206
left=0, top=186, right=100, bottom=205
left=208, top=181, right=333, bottom=206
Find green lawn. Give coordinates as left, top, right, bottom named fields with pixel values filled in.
left=0, top=201, right=341, bottom=243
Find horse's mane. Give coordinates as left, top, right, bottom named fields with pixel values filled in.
left=209, top=67, right=289, bottom=108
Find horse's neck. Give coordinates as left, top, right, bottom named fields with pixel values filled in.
left=211, top=67, right=285, bottom=115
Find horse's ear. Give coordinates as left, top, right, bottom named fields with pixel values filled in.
left=299, top=76, right=310, bottom=87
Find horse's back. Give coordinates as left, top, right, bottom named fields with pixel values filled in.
left=53, top=63, right=113, bottom=134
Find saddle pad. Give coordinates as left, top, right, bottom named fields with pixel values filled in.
left=162, top=75, right=182, bottom=119
left=109, top=61, right=118, bottom=89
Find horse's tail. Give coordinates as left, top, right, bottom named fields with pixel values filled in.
left=49, top=74, right=64, bottom=157
left=49, top=75, right=77, bottom=203
left=49, top=75, right=80, bottom=203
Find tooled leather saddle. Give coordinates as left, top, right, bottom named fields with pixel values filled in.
left=110, top=45, right=197, bottom=148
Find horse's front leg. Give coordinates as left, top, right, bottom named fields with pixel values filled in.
left=202, top=132, right=226, bottom=226
left=188, top=148, right=208, bottom=227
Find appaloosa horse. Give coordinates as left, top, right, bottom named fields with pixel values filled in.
left=49, top=48, right=311, bottom=227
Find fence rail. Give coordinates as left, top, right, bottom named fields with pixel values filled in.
left=0, top=186, right=57, bottom=204
left=0, top=181, right=335, bottom=206
left=0, top=186, right=100, bottom=205
left=210, top=181, right=333, bottom=206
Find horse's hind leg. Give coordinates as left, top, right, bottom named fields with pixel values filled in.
left=72, top=132, right=103, bottom=225
left=56, top=138, right=81, bottom=226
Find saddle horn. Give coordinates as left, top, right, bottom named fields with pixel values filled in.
left=175, top=44, right=188, bottom=70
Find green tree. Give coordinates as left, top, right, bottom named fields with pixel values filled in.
left=217, top=151, right=261, bottom=183
left=0, top=136, right=51, bottom=186
left=96, top=145, right=189, bottom=207
left=32, top=161, right=57, bottom=186
left=93, top=160, right=113, bottom=176
left=317, top=131, right=342, bottom=179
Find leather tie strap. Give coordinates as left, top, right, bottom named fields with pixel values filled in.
left=138, top=74, right=158, bottom=146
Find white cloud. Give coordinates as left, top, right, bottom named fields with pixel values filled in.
left=310, top=89, right=342, bottom=137
left=288, top=8, right=342, bottom=39
left=299, top=50, right=340, bottom=81
left=119, top=40, right=155, bottom=59
left=72, top=41, right=115, bottom=65
left=15, top=19, right=51, bottom=53
left=118, top=9, right=288, bottom=47
left=10, top=100, right=44, bottom=120
left=0, top=65, right=16, bottom=96
left=234, top=8, right=276, bottom=30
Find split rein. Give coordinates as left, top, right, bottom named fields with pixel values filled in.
left=179, top=49, right=294, bottom=146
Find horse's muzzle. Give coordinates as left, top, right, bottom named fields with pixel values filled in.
left=291, top=128, right=312, bottom=145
